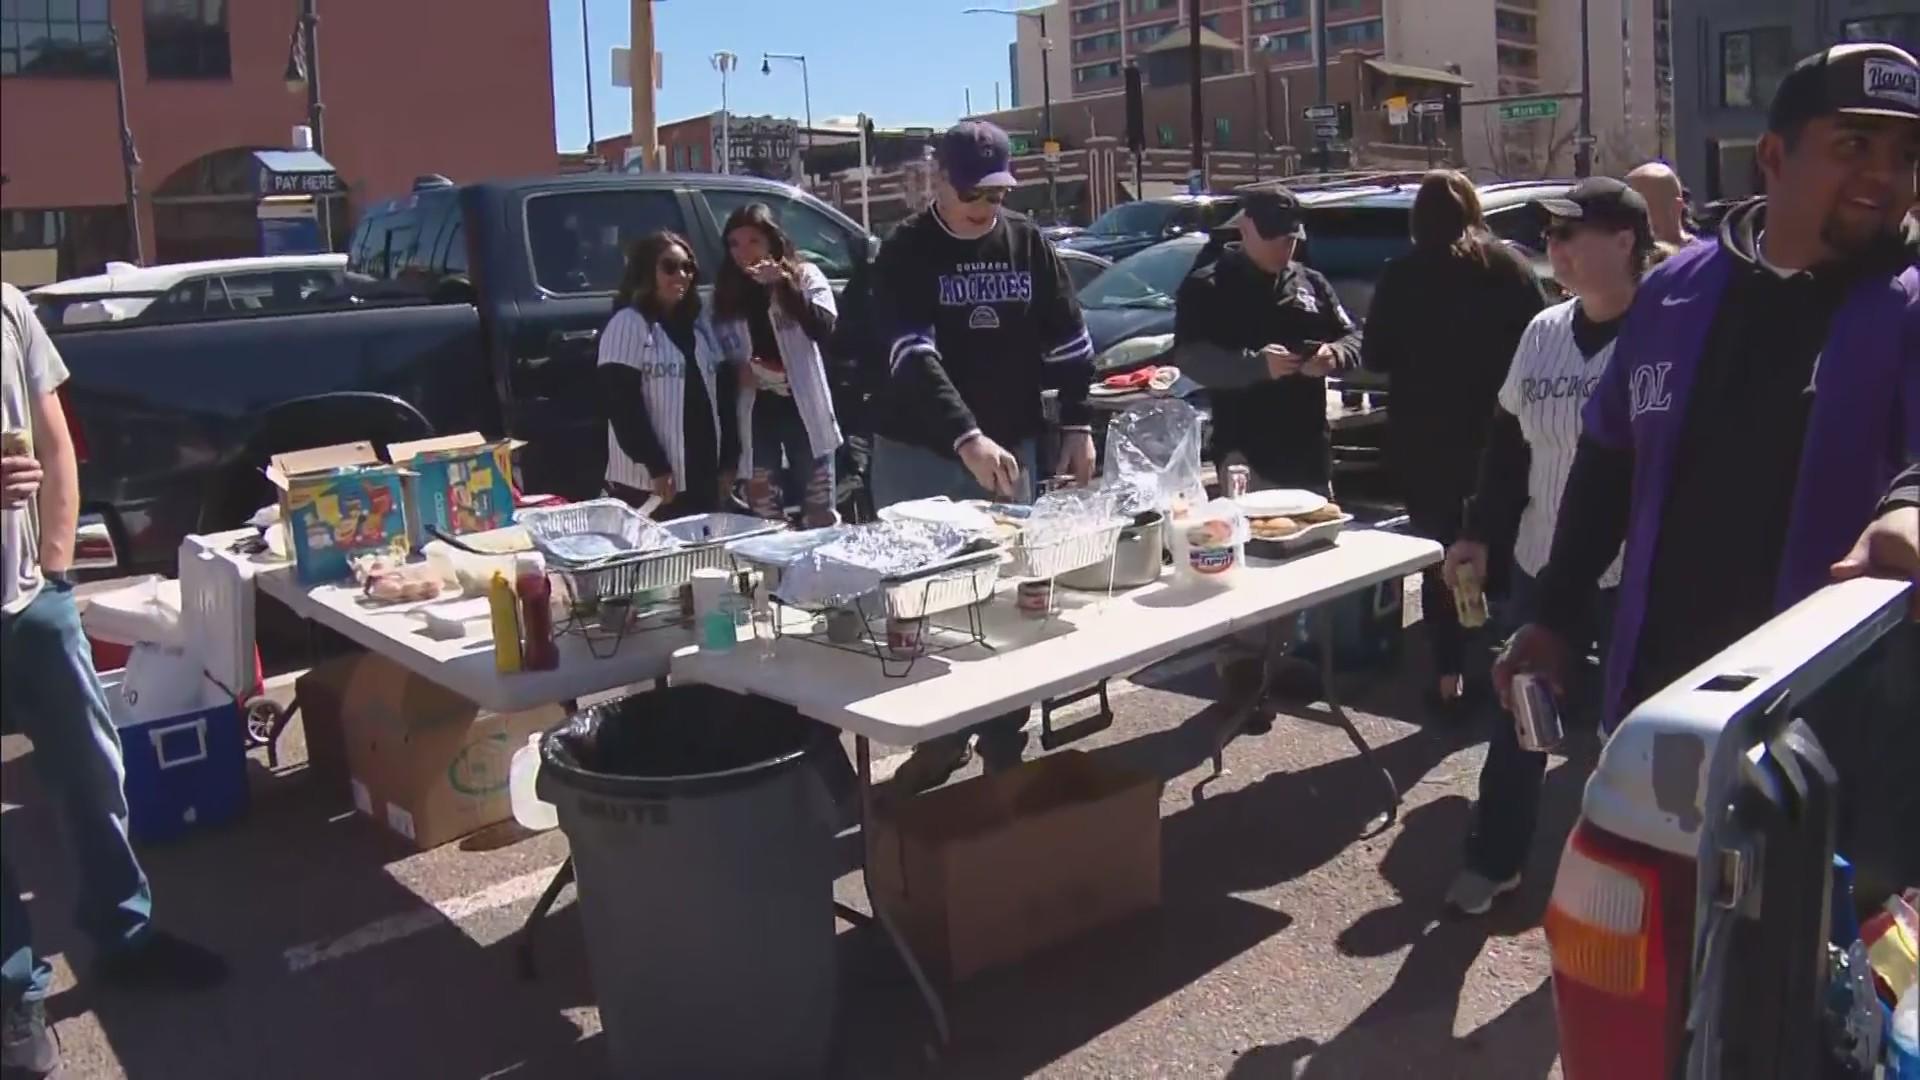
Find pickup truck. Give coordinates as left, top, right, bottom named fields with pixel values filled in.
left=49, top=172, right=875, bottom=571
left=1544, top=576, right=1918, bottom=1078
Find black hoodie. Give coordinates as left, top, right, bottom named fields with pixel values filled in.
left=1539, top=198, right=1918, bottom=712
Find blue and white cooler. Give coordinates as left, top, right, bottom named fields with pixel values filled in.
left=103, top=661, right=248, bottom=845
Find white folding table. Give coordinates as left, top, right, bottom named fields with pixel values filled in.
left=672, top=527, right=1442, bottom=1041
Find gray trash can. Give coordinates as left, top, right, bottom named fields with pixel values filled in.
left=538, top=685, right=841, bottom=1079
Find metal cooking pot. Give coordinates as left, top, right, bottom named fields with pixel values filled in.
left=1058, top=510, right=1166, bottom=591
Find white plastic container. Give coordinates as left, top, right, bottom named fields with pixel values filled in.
left=1174, top=498, right=1248, bottom=588
left=509, top=732, right=559, bottom=831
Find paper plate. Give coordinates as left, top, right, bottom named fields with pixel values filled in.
left=1234, top=488, right=1329, bottom=517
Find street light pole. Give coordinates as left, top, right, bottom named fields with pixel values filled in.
left=580, top=0, right=598, bottom=163
left=106, top=23, right=143, bottom=263
left=963, top=6, right=1056, bottom=217
left=283, top=0, right=330, bottom=248
left=711, top=51, right=738, bottom=175
left=763, top=52, right=813, bottom=181
left=1576, top=0, right=1594, bottom=178
left=1188, top=0, right=1204, bottom=183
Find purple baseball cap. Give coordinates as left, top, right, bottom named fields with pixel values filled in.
left=938, top=121, right=1017, bottom=190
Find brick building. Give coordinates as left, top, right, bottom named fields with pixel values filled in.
left=1, top=0, right=557, bottom=281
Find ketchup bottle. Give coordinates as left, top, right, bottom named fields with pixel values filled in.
left=515, top=554, right=559, bottom=671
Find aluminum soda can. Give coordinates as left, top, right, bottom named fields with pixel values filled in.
left=1226, top=464, right=1250, bottom=499
left=1511, top=673, right=1565, bottom=752
left=1452, top=561, right=1490, bottom=629
left=0, top=428, right=30, bottom=458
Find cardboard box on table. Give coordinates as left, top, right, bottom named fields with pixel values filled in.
left=385, top=433, right=522, bottom=548
left=867, top=750, right=1162, bottom=982
left=266, top=442, right=412, bottom=587
left=335, top=652, right=563, bottom=850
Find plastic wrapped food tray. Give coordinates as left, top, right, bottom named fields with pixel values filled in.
left=516, top=499, right=680, bottom=568
left=1244, top=513, right=1351, bottom=560
left=880, top=548, right=1003, bottom=619
left=1006, top=520, right=1125, bottom=580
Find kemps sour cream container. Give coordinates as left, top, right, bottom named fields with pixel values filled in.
left=1177, top=499, right=1248, bottom=587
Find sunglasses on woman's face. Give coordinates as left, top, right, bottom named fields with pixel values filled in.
left=957, top=187, right=1009, bottom=205
left=658, top=257, right=696, bottom=277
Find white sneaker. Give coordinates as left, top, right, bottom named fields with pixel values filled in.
left=1445, top=868, right=1522, bottom=916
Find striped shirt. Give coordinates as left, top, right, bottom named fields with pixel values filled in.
left=597, top=307, right=727, bottom=493
left=1498, top=300, right=1625, bottom=586
left=712, top=262, right=843, bottom=468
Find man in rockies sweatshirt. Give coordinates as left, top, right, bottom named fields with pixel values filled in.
left=868, top=121, right=1097, bottom=793
left=1499, top=43, right=1920, bottom=728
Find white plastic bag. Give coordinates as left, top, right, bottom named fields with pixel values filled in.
left=120, top=642, right=207, bottom=722
left=1103, top=399, right=1207, bottom=517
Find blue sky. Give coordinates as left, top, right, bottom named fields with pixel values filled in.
left=547, top=0, right=1029, bottom=151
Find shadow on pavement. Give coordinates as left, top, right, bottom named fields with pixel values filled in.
left=4, top=746, right=596, bottom=1080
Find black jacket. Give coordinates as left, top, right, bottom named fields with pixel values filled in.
left=1362, top=240, right=1546, bottom=498
left=1173, top=241, right=1362, bottom=483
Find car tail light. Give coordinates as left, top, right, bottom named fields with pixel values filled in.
left=57, top=385, right=89, bottom=462
left=1545, top=820, right=1696, bottom=1080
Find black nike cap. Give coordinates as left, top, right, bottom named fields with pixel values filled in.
left=1229, top=185, right=1306, bottom=239
left=1769, top=42, right=1920, bottom=133
left=1533, top=176, right=1653, bottom=244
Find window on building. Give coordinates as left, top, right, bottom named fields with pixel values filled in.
left=1326, top=19, right=1383, bottom=48
left=1, top=0, right=113, bottom=76
left=1252, top=1, right=1304, bottom=22
left=1075, top=61, right=1122, bottom=85
left=1721, top=27, right=1791, bottom=109
left=1156, top=123, right=1176, bottom=147
left=1327, top=0, right=1368, bottom=11
left=691, top=143, right=705, bottom=169
left=1129, top=22, right=1175, bottom=47
left=1213, top=117, right=1231, bottom=147
left=1200, top=14, right=1222, bottom=32
left=144, top=0, right=229, bottom=79
left=1072, top=2, right=1118, bottom=27
left=1074, top=31, right=1120, bottom=57
left=1259, top=30, right=1311, bottom=53
left=1129, top=0, right=1175, bottom=14
left=1497, top=44, right=1538, bottom=76
left=1495, top=9, right=1535, bottom=38
left=1841, top=15, right=1919, bottom=51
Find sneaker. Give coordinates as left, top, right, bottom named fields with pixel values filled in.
left=1, top=999, right=61, bottom=1080
left=887, top=743, right=972, bottom=798
left=95, top=930, right=230, bottom=993
left=1445, top=868, right=1522, bottom=916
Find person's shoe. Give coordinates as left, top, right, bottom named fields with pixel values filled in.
left=1445, top=868, right=1522, bottom=916
left=1, top=998, right=61, bottom=1080
left=887, top=743, right=972, bottom=798
left=94, top=930, right=229, bottom=993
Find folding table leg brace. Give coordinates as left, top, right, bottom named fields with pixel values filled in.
left=1206, top=606, right=1401, bottom=828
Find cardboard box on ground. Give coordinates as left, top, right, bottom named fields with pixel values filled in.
left=867, top=750, right=1162, bottom=983
left=300, top=652, right=562, bottom=850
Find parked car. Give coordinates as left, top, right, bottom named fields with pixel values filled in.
left=1060, top=194, right=1243, bottom=261
left=28, top=254, right=349, bottom=327
left=1545, top=576, right=1916, bottom=1079
left=48, top=172, right=875, bottom=572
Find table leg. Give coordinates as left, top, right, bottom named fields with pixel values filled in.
left=855, top=736, right=951, bottom=1046
left=1205, top=621, right=1285, bottom=784
left=1312, top=604, right=1400, bottom=831
left=514, top=856, right=577, bottom=981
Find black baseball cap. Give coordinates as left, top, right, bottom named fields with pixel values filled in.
left=1769, top=42, right=1920, bottom=133
left=937, top=121, right=1017, bottom=191
left=1232, top=185, right=1306, bottom=239
left=1534, top=177, right=1653, bottom=243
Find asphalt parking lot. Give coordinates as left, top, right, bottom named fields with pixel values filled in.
left=2, top=585, right=1580, bottom=1079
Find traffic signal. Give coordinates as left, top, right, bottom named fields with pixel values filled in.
left=1336, top=102, right=1353, bottom=140
left=1124, top=64, right=1145, bottom=154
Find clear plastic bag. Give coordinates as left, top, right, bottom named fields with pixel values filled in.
left=1102, top=399, right=1207, bottom=517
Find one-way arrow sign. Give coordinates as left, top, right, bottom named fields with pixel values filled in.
left=1412, top=98, right=1447, bottom=116
left=1303, top=104, right=1338, bottom=121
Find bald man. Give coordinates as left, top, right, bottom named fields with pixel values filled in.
left=1625, top=162, right=1695, bottom=247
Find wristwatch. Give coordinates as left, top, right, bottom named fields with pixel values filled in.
left=44, top=569, right=72, bottom=587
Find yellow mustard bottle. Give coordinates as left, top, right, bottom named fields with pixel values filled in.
left=489, top=570, right=523, bottom=673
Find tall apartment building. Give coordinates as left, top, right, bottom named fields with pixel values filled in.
left=1014, top=0, right=1674, bottom=178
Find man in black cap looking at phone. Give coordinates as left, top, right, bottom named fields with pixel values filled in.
left=1173, top=184, right=1362, bottom=497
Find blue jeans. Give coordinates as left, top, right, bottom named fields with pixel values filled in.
left=1462, top=568, right=1617, bottom=882
left=750, top=395, right=836, bottom=527
left=870, top=436, right=1039, bottom=769
left=870, top=436, right=1038, bottom=507
left=1, top=580, right=152, bottom=1006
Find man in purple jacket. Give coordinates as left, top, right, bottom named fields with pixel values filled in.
left=1498, top=42, right=1920, bottom=729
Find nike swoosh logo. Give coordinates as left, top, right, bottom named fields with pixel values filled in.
left=1660, top=295, right=1694, bottom=306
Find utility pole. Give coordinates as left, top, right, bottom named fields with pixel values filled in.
left=1187, top=0, right=1204, bottom=187
left=857, top=111, right=871, bottom=232
left=711, top=51, right=737, bottom=175
left=1039, top=10, right=1057, bottom=221
left=1575, top=0, right=1594, bottom=178
left=580, top=0, right=598, bottom=163
left=284, top=0, right=329, bottom=247
left=631, top=0, right=659, bottom=168
left=1314, top=0, right=1330, bottom=171
left=107, top=23, right=142, bottom=263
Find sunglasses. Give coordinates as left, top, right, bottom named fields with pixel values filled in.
left=956, top=187, right=1009, bottom=205
left=658, top=257, right=696, bottom=277
left=1544, top=222, right=1583, bottom=242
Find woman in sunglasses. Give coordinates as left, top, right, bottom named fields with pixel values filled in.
left=1439, top=176, right=1659, bottom=916
left=596, top=230, right=740, bottom=518
left=711, top=203, right=842, bottom=527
